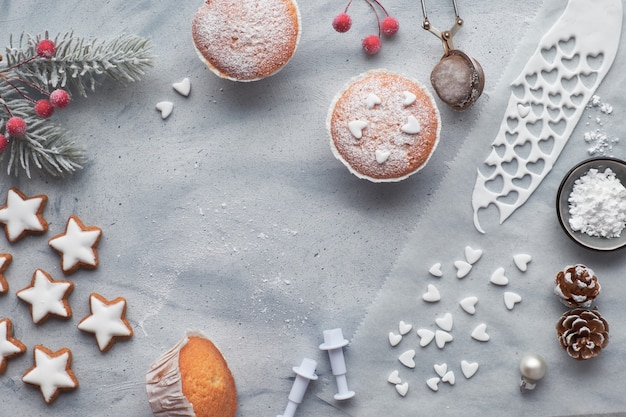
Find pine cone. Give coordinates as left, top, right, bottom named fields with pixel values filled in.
left=554, top=264, right=600, bottom=308
left=556, top=308, right=609, bottom=360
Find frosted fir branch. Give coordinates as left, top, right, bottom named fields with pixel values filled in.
left=5, top=31, right=154, bottom=97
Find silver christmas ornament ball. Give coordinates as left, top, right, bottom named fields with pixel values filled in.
left=519, top=354, right=547, bottom=392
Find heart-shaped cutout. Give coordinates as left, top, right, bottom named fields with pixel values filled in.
left=402, top=91, right=416, bottom=106
left=435, top=313, right=453, bottom=331
left=426, top=377, right=441, bottom=392
left=504, top=291, right=522, bottom=310
left=399, top=321, right=412, bottom=335
left=395, top=382, right=409, bottom=397
left=490, top=267, right=509, bottom=286
left=388, top=332, right=402, bottom=347
left=422, top=284, right=441, bottom=303
left=442, top=370, right=455, bottom=385
left=156, top=101, right=174, bottom=119
left=416, top=328, right=435, bottom=347
left=513, top=254, right=532, bottom=272
left=435, top=330, right=453, bottom=349
left=387, top=369, right=402, bottom=385
left=366, top=92, right=382, bottom=109
left=459, top=296, right=478, bottom=315
left=348, top=120, right=368, bottom=139
left=517, top=103, right=531, bottom=118
left=471, top=323, right=490, bottom=342
left=429, top=262, right=443, bottom=277
left=401, top=115, right=421, bottom=134
left=375, top=149, right=391, bottom=164
left=172, top=77, right=191, bottom=97
left=433, top=363, right=447, bottom=377
left=464, top=246, right=483, bottom=264
left=461, top=360, right=479, bottom=379
left=455, top=261, right=472, bottom=278
left=399, top=349, right=416, bottom=368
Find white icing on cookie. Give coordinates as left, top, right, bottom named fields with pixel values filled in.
left=48, top=215, right=102, bottom=274
left=0, top=253, right=11, bottom=294
left=17, top=269, right=73, bottom=324
left=22, top=345, right=78, bottom=404
left=0, top=318, right=25, bottom=373
left=78, top=293, right=133, bottom=352
left=0, top=188, right=47, bottom=243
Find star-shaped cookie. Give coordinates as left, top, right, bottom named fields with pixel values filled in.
left=78, top=293, right=133, bottom=352
left=17, top=269, right=74, bottom=324
left=48, top=215, right=102, bottom=275
left=0, top=253, right=12, bottom=294
left=0, top=188, right=48, bottom=243
left=0, top=318, right=26, bottom=374
left=22, top=345, right=78, bottom=404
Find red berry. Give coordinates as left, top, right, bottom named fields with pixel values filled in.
left=36, top=39, right=56, bottom=58
left=6, top=117, right=27, bottom=137
left=362, top=35, right=381, bottom=55
left=49, top=89, right=70, bottom=109
left=0, top=134, right=8, bottom=153
left=34, top=99, right=55, bottom=118
left=381, top=16, right=399, bottom=36
left=332, top=13, right=352, bottom=33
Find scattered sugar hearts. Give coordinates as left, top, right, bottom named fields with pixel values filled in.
left=401, top=115, right=421, bottom=134
left=513, top=254, right=532, bottom=272
left=434, top=363, right=447, bottom=377
left=429, top=262, right=443, bottom=277
left=471, top=323, right=490, bottom=342
left=442, top=371, right=456, bottom=385
left=366, top=93, right=382, bottom=109
left=464, top=246, right=483, bottom=264
left=459, top=296, right=478, bottom=315
left=422, top=284, right=441, bottom=302
left=461, top=360, right=479, bottom=379
left=417, top=328, right=435, bottom=347
left=435, top=313, right=453, bottom=331
left=490, top=267, right=509, bottom=286
left=155, top=101, right=173, bottom=119
left=348, top=120, right=368, bottom=139
left=399, top=349, right=416, bottom=368
left=402, top=91, right=417, bottom=106
left=426, top=377, right=441, bottom=392
left=172, top=77, right=191, bottom=97
left=388, top=332, right=402, bottom=347
left=375, top=149, right=391, bottom=164
left=435, top=330, right=453, bottom=349
left=387, top=370, right=402, bottom=384
left=395, top=382, right=409, bottom=397
left=455, top=260, right=472, bottom=278
left=399, top=321, right=412, bottom=335
left=504, top=291, right=522, bottom=310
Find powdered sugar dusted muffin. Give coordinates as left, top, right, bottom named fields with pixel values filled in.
left=327, top=69, right=441, bottom=182
left=192, top=0, right=301, bottom=82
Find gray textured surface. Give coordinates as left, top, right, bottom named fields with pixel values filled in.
left=0, top=0, right=624, bottom=416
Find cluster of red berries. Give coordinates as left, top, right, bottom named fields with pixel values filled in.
left=0, top=39, right=71, bottom=152
left=332, top=0, right=399, bottom=55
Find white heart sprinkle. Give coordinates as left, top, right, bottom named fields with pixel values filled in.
left=402, top=91, right=417, bottom=106
left=155, top=101, right=174, bottom=119
left=387, top=370, right=402, bottom=385
left=490, top=267, right=509, bottom=286
left=429, top=262, right=443, bottom=277
left=426, top=377, right=441, bottom=392
left=433, top=363, right=447, bottom=377
left=348, top=120, right=368, bottom=139
left=375, top=149, right=391, bottom=164
left=401, top=115, right=421, bottom=134
left=388, top=332, right=402, bottom=347
left=399, top=349, right=416, bottom=368
left=464, top=246, right=483, bottom=264
left=435, top=313, right=453, bottom=331
left=442, top=370, right=456, bottom=385
left=422, top=284, right=441, bottom=303
left=513, top=254, right=532, bottom=272
left=461, top=360, right=479, bottom=379
left=435, top=330, right=453, bottom=349
left=395, top=382, right=409, bottom=397
left=172, top=77, right=191, bottom=96
left=399, top=321, right=412, bottom=335
left=459, top=296, right=478, bottom=315
left=517, top=103, right=531, bottom=118
left=455, top=260, right=472, bottom=278
left=366, top=93, right=382, bottom=109
left=471, top=323, right=490, bottom=342
left=416, top=328, right=435, bottom=347
left=504, top=291, right=522, bottom=310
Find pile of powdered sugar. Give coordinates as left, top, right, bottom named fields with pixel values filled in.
left=568, top=167, right=626, bottom=238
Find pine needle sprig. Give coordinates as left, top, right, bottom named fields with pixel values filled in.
left=5, top=31, right=154, bottom=97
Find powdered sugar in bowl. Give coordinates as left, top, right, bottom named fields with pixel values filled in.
left=557, top=157, right=626, bottom=251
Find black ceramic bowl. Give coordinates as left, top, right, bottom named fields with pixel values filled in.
left=556, top=157, right=626, bottom=251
